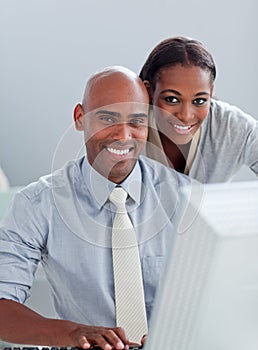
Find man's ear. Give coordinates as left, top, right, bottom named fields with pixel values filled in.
left=74, top=104, right=85, bottom=131
left=143, top=80, right=153, bottom=103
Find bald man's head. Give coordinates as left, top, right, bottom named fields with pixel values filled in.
left=82, top=66, right=149, bottom=112
left=74, top=66, right=150, bottom=183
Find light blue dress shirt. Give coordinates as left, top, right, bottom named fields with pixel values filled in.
left=0, top=155, right=194, bottom=326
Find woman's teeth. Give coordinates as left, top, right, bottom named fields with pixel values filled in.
left=174, top=124, right=192, bottom=130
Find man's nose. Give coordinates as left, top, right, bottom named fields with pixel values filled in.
left=112, top=122, right=132, bottom=140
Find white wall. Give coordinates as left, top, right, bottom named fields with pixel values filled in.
left=1, top=0, right=257, bottom=185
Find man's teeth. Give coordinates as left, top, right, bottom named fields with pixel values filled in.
left=174, top=124, right=192, bottom=130
left=107, top=147, right=130, bottom=155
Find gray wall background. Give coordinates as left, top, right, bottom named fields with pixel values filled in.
left=1, top=0, right=257, bottom=186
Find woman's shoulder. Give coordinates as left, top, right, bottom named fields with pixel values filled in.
left=209, top=98, right=257, bottom=127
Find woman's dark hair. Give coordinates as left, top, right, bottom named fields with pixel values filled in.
left=139, top=36, right=216, bottom=90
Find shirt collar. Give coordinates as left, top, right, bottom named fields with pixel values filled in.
left=81, top=156, right=142, bottom=208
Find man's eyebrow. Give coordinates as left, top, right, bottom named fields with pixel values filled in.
left=95, top=110, right=148, bottom=119
left=95, top=110, right=120, bottom=117
left=129, top=113, right=148, bottom=119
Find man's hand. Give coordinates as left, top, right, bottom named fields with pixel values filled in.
left=0, top=300, right=131, bottom=349
left=140, top=334, right=147, bottom=346
left=70, top=325, right=129, bottom=350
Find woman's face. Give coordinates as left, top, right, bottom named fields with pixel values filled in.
left=150, top=64, right=213, bottom=145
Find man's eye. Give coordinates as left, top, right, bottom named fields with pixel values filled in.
left=164, top=96, right=179, bottom=104
left=99, top=116, right=115, bottom=123
left=129, top=119, right=146, bottom=125
left=193, top=98, right=207, bottom=105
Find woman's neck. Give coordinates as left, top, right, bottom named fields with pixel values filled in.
left=159, top=132, right=191, bottom=173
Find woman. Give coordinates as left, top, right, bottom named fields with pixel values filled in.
left=139, top=36, right=258, bottom=183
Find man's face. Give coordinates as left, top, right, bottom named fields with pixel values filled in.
left=74, top=71, right=149, bottom=183
left=85, top=102, right=148, bottom=183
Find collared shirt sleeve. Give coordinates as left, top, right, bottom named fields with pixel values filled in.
left=0, top=190, right=46, bottom=303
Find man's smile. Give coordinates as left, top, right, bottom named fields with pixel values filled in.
left=106, top=147, right=131, bottom=155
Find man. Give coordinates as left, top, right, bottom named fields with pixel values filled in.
left=0, top=66, right=195, bottom=349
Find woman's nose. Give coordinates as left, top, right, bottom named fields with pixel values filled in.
left=175, top=104, right=195, bottom=124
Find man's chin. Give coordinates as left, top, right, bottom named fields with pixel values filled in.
left=108, top=160, right=137, bottom=183
left=91, top=157, right=137, bottom=182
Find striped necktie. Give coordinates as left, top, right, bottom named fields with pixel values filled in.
left=109, top=186, right=148, bottom=344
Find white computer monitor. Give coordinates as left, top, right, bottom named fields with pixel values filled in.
left=146, top=180, right=258, bottom=350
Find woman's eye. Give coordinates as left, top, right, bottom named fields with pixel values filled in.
left=193, top=98, right=207, bottom=105
left=164, top=96, right=179, bottom=104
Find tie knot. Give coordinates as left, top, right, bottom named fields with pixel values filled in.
left=109, top=187, right=128, bottom=211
